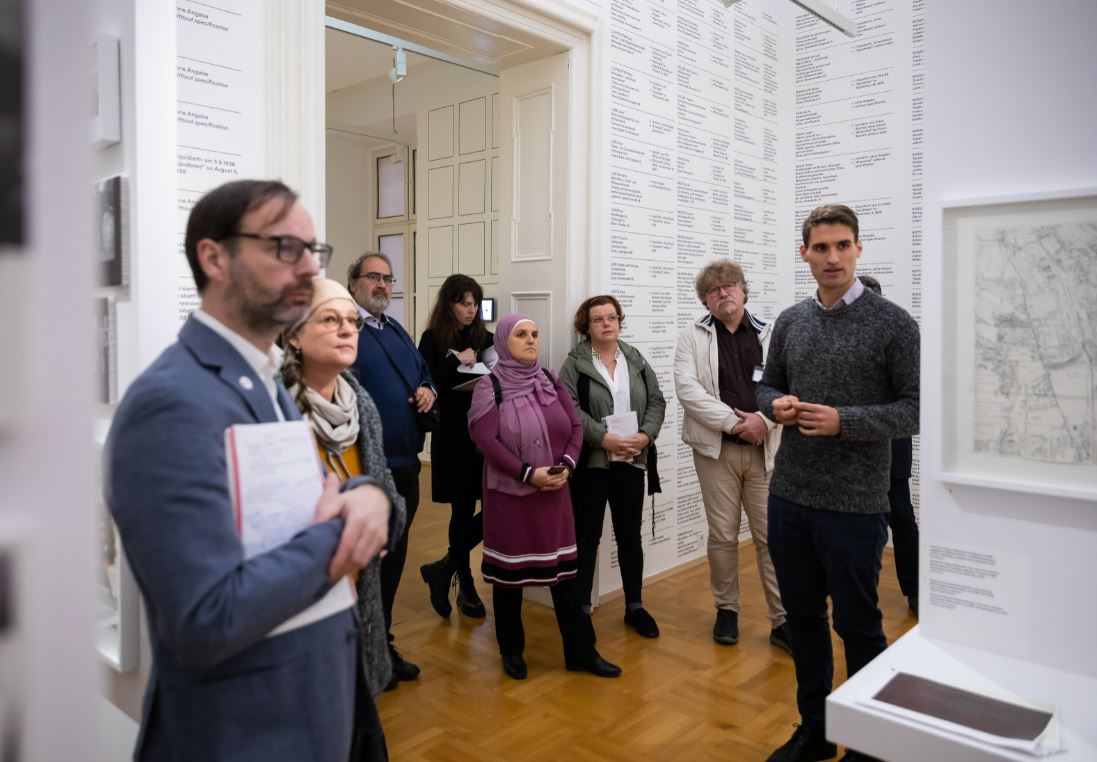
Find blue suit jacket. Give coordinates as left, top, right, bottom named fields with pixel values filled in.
left=106, top=317, right=401, bottom=762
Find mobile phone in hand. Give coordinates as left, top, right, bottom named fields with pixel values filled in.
left=547, top=465, right=566, bottom=475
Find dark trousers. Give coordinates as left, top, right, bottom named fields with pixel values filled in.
left=447, top=498, right=484, bottom=576
left=570, top=463, right=646, bottom=608
left=381, top=462, right=420, bottom=638
left=887, top=477, right=919, bottom=599
left=350, top=651, right=388, bottom=762
left=492, top=578, right=597, bottom=665
left=768, top=494, right=889, bottom=733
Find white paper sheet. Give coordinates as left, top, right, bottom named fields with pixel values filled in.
left=224, top=421, right=355, bottom=637
left=604, top=411, right=639, bottom=462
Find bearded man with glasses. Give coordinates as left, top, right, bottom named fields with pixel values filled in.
left=673, top=258, right=791, bottom=656
left=106, top=180, right=402, bottom=761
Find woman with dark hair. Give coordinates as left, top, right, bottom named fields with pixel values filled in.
left=468, top=314, right=621, bottom=680
left=281, top=279, right=406, bottom=760
left=417, top=274, right=494, bottom=618
left=559, top=295, right=666, bottom=638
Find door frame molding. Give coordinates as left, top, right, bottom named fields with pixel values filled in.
left=276, top=0, right=602, bottom=316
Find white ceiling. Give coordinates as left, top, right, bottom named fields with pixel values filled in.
left=326, top=0, right=565, bottom=71
left=326, top=28, right=439, bottom=95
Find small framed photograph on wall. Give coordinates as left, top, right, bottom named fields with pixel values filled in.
left=95, top=175, right=128, bottom=287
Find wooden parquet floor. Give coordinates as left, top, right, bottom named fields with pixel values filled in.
left=379, top=466, right=916, bottom=761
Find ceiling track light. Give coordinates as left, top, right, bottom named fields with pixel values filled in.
left=388, top=46, right=407, bottom=84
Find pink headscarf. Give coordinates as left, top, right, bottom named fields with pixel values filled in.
left=468, top=314, right=558, bottom=496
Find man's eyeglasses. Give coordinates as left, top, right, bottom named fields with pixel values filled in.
left=308, top=313, right=366, bottom=333
left=220, top=232, right=333, bottom=268
left=707, top=282, right=741, bottom=298
left=590, top=314, right=621, bottom=326
left=358, top=272, right=397, bottom=287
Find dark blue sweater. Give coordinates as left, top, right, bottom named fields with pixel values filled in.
left=352, top=317, right=434, bottom=469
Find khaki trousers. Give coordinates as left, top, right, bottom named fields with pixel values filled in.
left=693, top=441, right=786, bottom=625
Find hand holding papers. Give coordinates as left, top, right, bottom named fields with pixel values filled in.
left=604, top=410, right=639, bottom=461
left=224, top=421, right=356, bottom=638
left=451, top=346, right=498, bottom=391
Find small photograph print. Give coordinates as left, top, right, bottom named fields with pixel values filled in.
left=95, top=297, right=117, bottom=404
left=96, top=175, right=128, bottom=286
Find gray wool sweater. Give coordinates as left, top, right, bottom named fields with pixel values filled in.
left=756, top=290, right=920, bottom=513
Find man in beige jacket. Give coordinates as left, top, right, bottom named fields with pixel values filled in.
left=674, top=259, right=790, bottom=653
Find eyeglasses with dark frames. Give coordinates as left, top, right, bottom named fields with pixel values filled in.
left=706, top=282, right=741, bottom=298
left=358, top=272, right=397, bottom=286
left=219, top=232, right=334, bottom=268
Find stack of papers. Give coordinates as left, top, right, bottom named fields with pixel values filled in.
left=225, top=421, right=356, bottom=638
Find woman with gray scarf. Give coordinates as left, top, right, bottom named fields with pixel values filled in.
left=281, top=278, right=406, bottom=762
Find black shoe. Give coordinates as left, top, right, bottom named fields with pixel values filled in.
left=565, top=654, right=622, bottom=678
left=383, top=675, right=398, bottom=692
left=624, top=607, right=660, bottom=638
left=770, top=622, right=793, bottom=656
left=838, top=751, right=882, bottom=762
left=766, top=725, right=837, bottom=762
left=713, top=608, right=739, bottom=645
left=502, top=653, right=527, bottom=680
left=456, top=571, right=487, bottom=618
left=389, top=646, right=420, bottom=682
left=908, top=596, right=919, bottom=617
left=420, top=555, right=455, bottom=618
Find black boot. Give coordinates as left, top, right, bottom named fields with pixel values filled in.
left=420, top=554, right=455, bottom=618
left=455, top=567, right=486, bottom=618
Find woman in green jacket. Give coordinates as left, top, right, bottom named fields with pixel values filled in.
left=559, top=295, right=666, bottom=638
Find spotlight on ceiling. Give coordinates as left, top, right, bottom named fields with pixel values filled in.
left=387, top=47, right=406, bottom=84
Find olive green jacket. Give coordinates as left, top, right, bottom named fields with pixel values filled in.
left=558, top=339, right=666, bottom=471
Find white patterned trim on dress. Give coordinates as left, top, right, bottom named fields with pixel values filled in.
left=482, top=545, right=578, bottom=565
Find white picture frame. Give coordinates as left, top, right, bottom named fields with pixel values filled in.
left=91, top=35, right=121, bottom=148
left=939, top=190, right=1097, bottom=501
left=94, top=429, right=139, bottom=672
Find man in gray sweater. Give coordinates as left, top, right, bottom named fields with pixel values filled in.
left=757, top=205, right=919, bottom=762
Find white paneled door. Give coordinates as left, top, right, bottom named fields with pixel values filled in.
left=498, top=51, right=570, bottom=368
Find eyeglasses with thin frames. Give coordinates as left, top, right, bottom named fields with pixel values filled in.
left=590, top=314, right=621, bottom=326
left=307, top=313, right=366, bottom=333
left=358, top=272, right=397, bottom=287
left=219, top=232, right=334, bottom=268
left=707, top=282, right=741, bottom=298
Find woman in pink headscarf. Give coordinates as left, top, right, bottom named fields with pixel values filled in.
left=468, top=314, right=622, bottom=681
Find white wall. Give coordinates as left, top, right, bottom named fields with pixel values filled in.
left=325, top=132, right=375, bottom=282
left=921, top=0, right=1097, bottom=676
left=0, top=0, right=98, bottom=759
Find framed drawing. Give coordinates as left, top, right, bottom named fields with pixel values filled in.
left=940, top=190, right=1097, bottom=501
left=95, top=174, right=129, bottom=287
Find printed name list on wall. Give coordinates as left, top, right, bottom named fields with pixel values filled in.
left=175, top=1, right=267, bottom=322
left=601, top=0, right=924, bottom=593
left=605, top=0, right=794, bottom=585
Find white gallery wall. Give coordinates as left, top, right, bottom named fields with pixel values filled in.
left=921, top=0, right=1097, bottom=676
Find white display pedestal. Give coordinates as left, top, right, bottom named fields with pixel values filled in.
left=827, top=627, right=1097, bottom=761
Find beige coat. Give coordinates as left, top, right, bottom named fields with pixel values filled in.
left=673, top=311, right=781, bottom=470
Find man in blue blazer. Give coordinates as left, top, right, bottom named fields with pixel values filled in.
left=106, top=180, right=405, bottom=761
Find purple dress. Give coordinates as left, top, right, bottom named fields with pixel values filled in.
left=469, top=386, right=583, bottom=587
